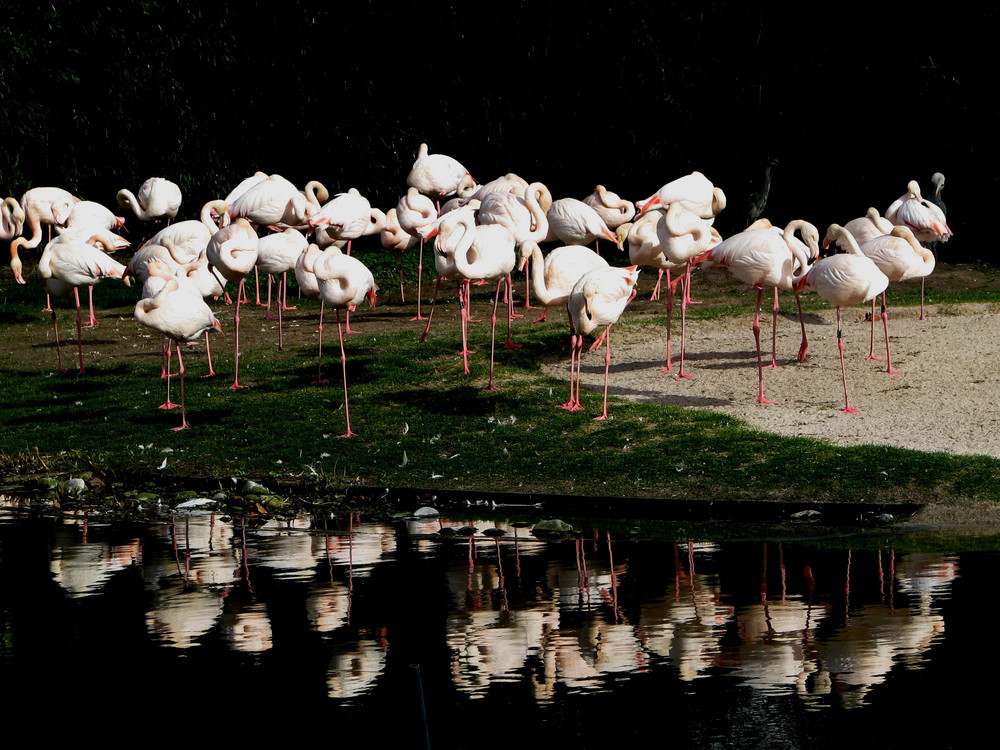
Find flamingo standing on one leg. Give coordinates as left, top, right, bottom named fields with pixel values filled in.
left=450, top=217, right=518, bottom=390
left=206, top=218, right=259, bottom=388
left=885, top=179, right=951, bottom=320
left=564, top=265, right=640, bottom=420
left=395, top=187, right=438, bottom=319
left=134, top=277, right=223, bottom=430
left=380, top=208, right=418, bottom=302
left=406, top=142, right=476, bottom=204
left=313, top=247, right=378, bottom=438
left=793, top=224, right=889, bottom=413
left=256, top=228, right=308, bottom=350
left=656, top=201, right=720, bottom=380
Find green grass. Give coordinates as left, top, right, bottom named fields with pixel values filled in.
left=3, top=255, right=1000, bottom=514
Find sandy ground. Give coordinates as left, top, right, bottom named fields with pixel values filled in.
left=545, top=302, right=1000, bottom=458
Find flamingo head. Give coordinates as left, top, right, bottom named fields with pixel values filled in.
left=635, top=194, right=662, bottom=218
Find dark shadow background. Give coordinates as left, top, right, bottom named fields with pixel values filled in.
left=0, top=1, right=989, bottom=260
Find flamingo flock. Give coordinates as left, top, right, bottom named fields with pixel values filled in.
left=3, top=150, right=952, bottom=431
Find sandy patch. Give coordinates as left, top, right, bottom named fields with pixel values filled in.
left=544, top=302, right=1000, bottom=460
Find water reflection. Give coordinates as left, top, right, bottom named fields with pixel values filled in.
left=0, top=501, right=975, bottom=746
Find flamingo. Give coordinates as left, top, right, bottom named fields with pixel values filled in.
left=117, top=177, right=182, bottom=223
left=886, top=180, right=952, bottom=243
left=476, top=181, right=551, bottom=308
left=256, top=228, right=308, bottom=349
left=174, top=248, right=228, bottom=377
left=450, top=216, right=518, bottom=390
left=517, top=240, right=609, bottom=324
left=581, top=185, right=635, bottom=230
left=840, top=207, right=893, bottom=249
left=858, top=226, right=936, bottom=373
left=563, top=265, right=640, bottom=420
left=205, top=218, right=259, bottom=388
left=416, top=203, right=480, bottom=362
left=37, top=233, right=130, bottom=374
left=228, top=173, right=313, bottom=230
left=635, top=171, right=727, bottom=221
left=294, top=243, right=331, bottom=383
left=10, top=187, right=80, bottom=286
left=885, top=179, right=950, bottom=319
left=313, top=247, right=377, bottom=438
left=134, top=275, right=223, bottom=430
left=545, top=198, right=622, bottom=253
left=381, top=207, right=418, bottom=303
left=406, top=142, right=475, bottom=201
left=141, top=199, right=231, bottom=264
left=622, top=207, right=684, bottom=371
left=308, top=189, right=385, bottom=333
left=459, top=173, right=530, bottom=204
left=695, top=220, right=818, bottom=403
left=656, top=201, right=720, bottom=379
left=793, top=224, right=889, bottom=413
left=1, top=197, right=25, bottom=243
left=56, top=200, right=125, bottom=235
left=395, top=187, right=438, bottom=318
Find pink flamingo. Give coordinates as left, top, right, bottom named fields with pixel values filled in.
left=406, top=142, right=475, bottom=201
left=134, top=275, right=223, bottom=430
left=695, top=220, right=818, bottom=403
left=117, top=177, right=182, bottom=223
left=206, top=218, right=259, bottom=388
left=635, top=171, right=727, bottom=221
left=395, top=187, right=438, bottom=318
left=564, top=265, right=640, bottom=420
left=313, top=247, right=378, bottom=438
left=793, top=224, right=889, bottom=414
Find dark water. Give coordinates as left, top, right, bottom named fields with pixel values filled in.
left=0, top=501, right=995, bottom=749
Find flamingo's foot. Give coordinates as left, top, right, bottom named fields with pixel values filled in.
left=533, top=312, right=548, bottom=323
left=504, top=340, right=522, bottom=349
left=797, top=344, right=808, bottom=362
left=758, top=397, right=778, bottom=405
left=158, top=401, right=180, bottom=410
left=459, top=349, right=476, bottom=356
left=887, top=367, right=902, bottom=375
left=410, top=314, right=427, bottom=321
left=865, top=354, right=883, bottom=362
left=281, top=304, right=297, bottom=311
left=593, top=414, right=609, bottom=421
left=172, top=423, right=190, bottom=432
left=345, top=327, right=362, bottom=334
left=675, top=372, right=694, bottom=380
left=558, top=401, right=582, bottom=411
left=338, top=431, right=357, bottom=438
left=841, top=406, right=860, bottom=414
left=764, top=363, right=778, bottom=370
left=229, top=383, right=246, bottom=390
left=510, top=311, right=524, bottom=319
left=483, top=384, right=499, bottom=392
left=201, top=372, right=216, bottom=379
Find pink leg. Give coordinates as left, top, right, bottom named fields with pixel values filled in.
left=879, top=292, right=901, bottom=375
left=485, top=279, right=503, bottom=391
left=523, top=256, right=534, bottom=309
left=264, top=274, right=274, bottom=320
left=74, top=288, right=86, bottom=374
left=230, top=280, right=245, bottom=389
left=675, top=265, right=693, bottom=380
left=649, top=269, right=663, bottom=302
left=173, top=343, right=190, bottom=431
left=766, top=286, right=779, bottom=369
left=315, top=301, right=326, bottom=384
left=84, top=286, right=97, bottom=328
left=594, top=325, right=613, bottom=421
left=919, top=276, right=926, bottom=321
left=459, top=280, right=473, bottom=374
left=281, top=271, right=296, bottom=310
left=559, top=326, right=583, bottom=411
left=754, top=287, right=776, bottom=404
left=203, top=330, right=216, bottom=378
left=159, top=339, right=179, bottom=409
left=411, top=239, right=426, bottom=320
left=796, top=291, right=808, bottom=362
left=836, top=307, right=859, bottom=414
left=420, top=276, right=443, bottom=342
left=866, top=297, right=880, bottom=361
left=277, top=275, right=286, bottom=351
left=504, top=274, right=522, bottom=349
left=254, top=266, right=264, bottom=306
left=50, top=308, right=66, bottom=373
left=658, top=270, right=675, bottom=373
left=336, top=309, right=356, bottom=438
